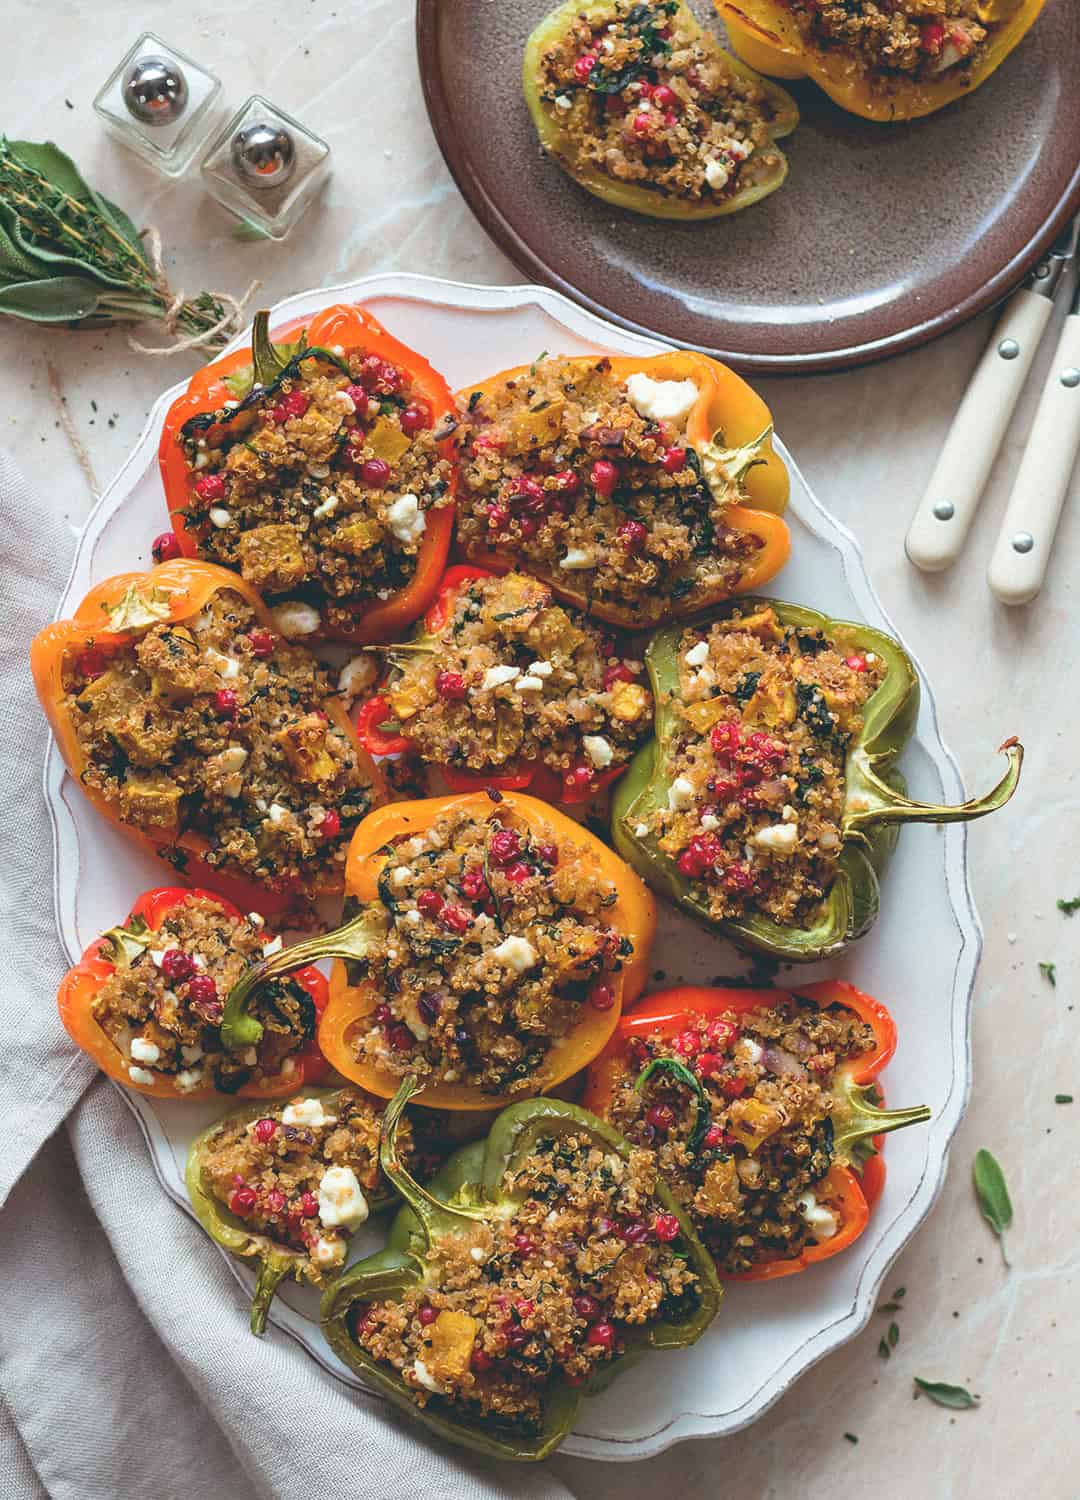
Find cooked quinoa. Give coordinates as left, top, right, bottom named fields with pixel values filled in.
left=604, top=997, right=875, bottom=1273
left=785, top=0, right=990, bottom=85
left=383, top=571, right=652, bottom=782
left=533, top=0, right=784, bottom=204
left=457, top=355, right=765, bottom=624
left=175, top=345, right=453, bottom=632
left=65, top=588, right=379, bottom=897
left=637, top=605, right=883, bottom=925
left=93, top=896, right=319, bottom=1094
left=344, top=804, right=633, bottom=1095
left=198, top=1087, right=441, bottom=1276
left=356, top=1130, right=700, bottom=1432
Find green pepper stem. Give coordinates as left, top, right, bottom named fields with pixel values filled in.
left=845, top=739, right=1022, bottom=841
left=250, top=1257, right=291, bottom=1337
left=833, top=1080, right=931, bottom=1167
left=379, top=1078, right=490, bottom=1246
left=700, top=423, right=772, bottom=501
left=251, top=309, right=287, bottom=386
left=219, top=908, right=387, bottom=1052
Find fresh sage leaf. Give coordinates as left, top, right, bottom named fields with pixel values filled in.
left=973, top=1149, right=1013, bottom=1266
left=913, top=1378, right=979, bottom=1410
left=1057, top=895, right=1080, bottom=916
left=1039, top=961, right=1056, bottom=987
left=888, top=1320, right=900, bottom=1348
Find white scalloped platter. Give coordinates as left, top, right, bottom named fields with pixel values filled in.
left=44, top=274, right=980, bottom=1463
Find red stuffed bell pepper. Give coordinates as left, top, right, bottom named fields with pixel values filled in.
left=58, top=887, right=329, bottom=1101
left=583, top=982, right=930, bottom=1280
left=157, top=304, right=458, bottom=644
left=352, top=564, right=653, bottom=805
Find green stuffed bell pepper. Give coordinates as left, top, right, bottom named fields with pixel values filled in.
left=322, top=1078, right=721, bottom=1461
left=523, top=0, right=798, bottom=221
left=613, top=598, right=1022, bottom=962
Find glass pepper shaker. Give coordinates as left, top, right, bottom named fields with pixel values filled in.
left=93, top=32, right=223, bottom=178
left=200, top=95, right=331, bottom=240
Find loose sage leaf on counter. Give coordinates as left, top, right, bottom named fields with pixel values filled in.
left=1039, top=962, right=1057, bottom=987
left=973, top=1149, right=1013, bottom=1266
left=913, top=1378, right=979, bottom=1410
left=1057, top=895, right=1080, bottom=916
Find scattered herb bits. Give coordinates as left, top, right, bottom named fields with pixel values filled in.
left=1055, top=1094, right=1073, bottom=1105
left=913, top=1378, right=980, bottom=1410
left=1039, top=962, right=1057, bottom=987
left=1057, top=895, right=1080, bottom=916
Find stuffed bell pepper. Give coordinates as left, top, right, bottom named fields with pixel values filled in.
left=454, top=351, right=790, bottom=628
left=613, top=599, right=1022, bottom=959
left=219, top=791, right=656, bottom=1109
left=716, top=0, right=1045, bottom=121
left=58, top=886, right=329, bottom=1101
left=353, top=564, right=654, bottom=805
left=31, top=561, right=386, bottom=915
left=524, top=0, right=797, bottom=219
left=583, top=982, right=930, bottom=1279
left=186, top=1084, right=452, bottom=1333
left=157, top=304, right=457, bottom=643
left=321, top=1079, right=721, bottom=1460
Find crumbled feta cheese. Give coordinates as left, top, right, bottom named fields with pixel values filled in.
left=798, top=1192, right=838, bottom=1241
left=582, top=735, right=614, bottom=769
left=701, top=813, right=720, bottom=831
left=391, top=865, right=412, bottom=887
left=403, top=909, right=421, bottom=926
left=493, top=936, right=538, bottom=974
left=738, top=1037, right=763, bottom=1065
left=149, top=949, right=167, bottom=969
left=208, top=506, right=231, bottom=529
left=634, top=822, right=650, bottom=837
left=527, top=660, right=554, bottom=677
left=338, top=655, right=377, bottom=701
left=481, top=664, right=520, bottom=691
left=515, top=675, right=544, bottom=692
left=753, top=822, right=798, bottom=853
left=282, top=1097, right=337, bottom=1128
left=181, top=1044, right=203, bottom=1064
left=781, top=804, right=796, bottom=823
left=318, top=1166, right=369, bottom=1230
left=624, top=372, right=699, bottom=424
left=668, top=775, right=695, bottom=811
left=331, top=390, right=357, bottom=413
left=217, top=744, right=248, bottom=774
left=130, top=1037, right=160, bottom=1065
left=386, top=494, right=427, bottom=545
left=247, top=911, right=265, bottom=928
left=272, top=602, right=320, bottom=638
left=312, top=1235, right=347, bottom=1268
left=312, top=493, right=339, bottom=519
left=267, top=803, right=288, bottom=825
left=469, top=1246, right=488, bottom=1264
left=282, top=1057, right=296, bottom=1075
left=176, top=1068, right=203, bottom=1092
left=205, top=648, right=240, bottom=679
left=704, top=158, right=730, bottom=192
left=127, top=1065, right=155, bottom=1086
left=412, top=1359, right=442, bottom=1393
left=559, top=547, right=596, bottom=570
left=262, top=935, right=283, bottom=957
left=307, top=463, right=331, bottom=479
left=555, top=93, right=573, bottom=112
left=684, top=640, right=710, bottom=669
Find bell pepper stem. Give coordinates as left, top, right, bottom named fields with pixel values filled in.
left=700, top=423, right=772, bottom=501
left=845, top=739, right=1022, bottom=841
left=252, top=310, right=288, bottom=386
left=833, top=1079, right=931, bottom=1168
left=250, top=1256, right=291, bottom=1337
left=379, top=1078, right=491, bottom=1244
left=219, top=908, right=387, bottom=1051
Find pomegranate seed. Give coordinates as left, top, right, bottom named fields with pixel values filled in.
left=278, top=391, right=309, bottom=420
left=515, top=1299, right=535, bottom=1320
left=254, top=1117, right=278, bottom=1144
left=187, top=975, right=218, bottom=1008
left=486, top=504, right=510, bottom=532
left=418, top=1305, right=437, bottom=1326
left=503, top=1322, right=529, bottom=1348
left=619, top=1221, right=649, bottom=1244
left=509, top=475, right=545, bottom=509
left=417, top=889, right=444, bottom=917
left=344, top=383, right=368, bottom=412
left=372, top=1003, right=392, bottom=1025
left=696, top=1051, right=722, bottom=1079
left=574, top=52, right=598, bottom=81
left=248, top=629, right=274, bottom=659
left=489, top=828, right=520, bottom=865
left=672, top=1030, right=700, bottom=1057
left=702, top=1124, right=726, bottom=1150
left=721, top=1076, right=748, bottom=1099
left=214, top=688, right=238, bottom=719
left=573, top=1294, right=600, bottom=1320
left=471, top=1348, right=493, bottom=1372
left=518, top=516, right=539, bottom=539
left=707, top=1019, right=737, bottom=1049
left=360, top=458, right=391, bottom=487
left=264, top=1188, right=286, bottom=1215
left=590, top=983, right=615, bottom=1011
left=152, top=531, right=182, bottom=564
left=711, top=721, right=742, bottom=756
left=603, top=662, right=636, bottom=690
left=504, top=862, right=532, bottom=885
left=195, top=472, right=226, bottom=502
left=586, top=1322, right=615, bottom=1351
left=590, top=459, right=618, bottom=497
left=722, top=862, right=755, bottom=895
left=617, top=519, right=648, bottom=553
left=645, top=1102, right=675, bottom=1132
left=399, top=403, right=431, bottom=436
left=358, top=355, right=401, bottom=394
left=460, top=866, right=487, bottom=901
left=320, top=808, right=341, bottom=839
left=652, top=84, right=679, bottom=111
left=160, top=949, right=194, bottom=982
left=661, top=446, right=687, bottom=473
left=434, top=670, right=467, bottom=702
left=537, top=842, right=558, bottom=866
left=229, top=1186, right=257, bottom=1216
left=631, top=111, right=653, bottom=136
left=76, top=648, right=107, bottom=681
left=920, top=19, right=945, bottom=51
left=654, top=1213, right=681, bottom=1242
left=551, top=469, right=581, bottom=495
left=845, top=654, right=867, bottom=673
left=439, top=904, right=471, bottom=933
left=389, top=1024, right=415, bottom=1052
left=300, top=1192, right=319, bottom=1218
left=513, top=1234, right=536, bottom=1256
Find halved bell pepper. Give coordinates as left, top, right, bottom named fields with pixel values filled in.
left=219, top=791, right=656, bottom=1109
left=353, top=564, right=634, bottom=805
left=321, top=1078, right=721, bottom=1461
left=457, top=352, right=790, bottom=628
left=583, top=981, right=930, bottom=1279
left=58, top=886, right=329, bottom=1102
left=612, top=598, right=1022, bottom=960
left=157, top=303, right=457, bottom=643
left=523, top=0, right=798, bottom=219
left=716, top=0, right=1046, bottom=121
left=30, top=559, right=386, bottom=917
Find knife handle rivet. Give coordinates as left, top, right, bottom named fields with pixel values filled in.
left=1061, top=367, right=1080, bottom=389
left=1011, top=532, right=1035, bottom=554
left=932, top=500, right=955, bottom=521
left=1033, top=261, right=1051, bottom=280
left=998, top=338, right=1020, bottom=360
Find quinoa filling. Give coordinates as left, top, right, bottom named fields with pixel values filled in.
left=535, top=0, right=784, bottom=203
left=457, top=355, right=764, bottom=624
left=784, top=0, right=991, bottom=84
left=383, top=570, right=652, bottom=780
left=65, top=588, right=378, bottom=896
left=92, top=897, right=317, bottom=1094
left=344, top=806, right=633, bottom=1094
left=639, top=605, right=883, bottom=925
left=355, top=1131, right=700, bottom=1431
left=176, top=345, right=453, bottom=631
left=604, top=998, right=875, bottom=1274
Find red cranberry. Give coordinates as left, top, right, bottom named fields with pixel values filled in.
left=537, top=842, right=558, bottom=866
left=919, top=19, right=945, bottom=51
left=590, top=459, right=618, bottom=497
left=471, top=1347, right=493, bottom=1372
left=517, top=516, right=539, bottom=540
left=661, top=446, right=687, bottom=473
left=488, top=828, right=520, bottom=866
left=264, top=1188, right=286, bottom=1216
left=586, top=1322, right=615, bottom=1351
left=320, top=808, right=341, bottom=839
left=439, top=904, right=471, bottom=934
left=360, top=458, right=391, bottom=488
left=509, top=475, right=545, bottom=510
left=721, top=1076, right=747, bottom=1099
left=194, top=472, right=226, bottom=502
left=603, top=662, right=636, bottom=690
left=707, top=1018, right=736, bottom=1049
left=574, top=52, right=598, bottom=81
left=551, top=469, right=581, bottom=495
left=651, top=85, right=680, bottom=111
left=722, top=862, right=755, bottom=895
left=248, top=629, right=274, bottom=659
left=344, top=383, right=369, bottom=412
left=417, top=888, right=444, bottom=918
left=845, top=654, right=868, bottom=673
left=672, top=1030, right=700, bottom=1057
left=617, top=519, right=647, bottom=553
left=76, top=647, right=107, bottom=681
left=214, top=688, right=238, bottom=719
left=229, top=1186, right=257, bottom=1216
left=389, top=1024, right=415, bottom=1052
left=300, top=1192, right=319, bottom=1218
left=254, top=1117, right=278, bottom=1144
left=418, top=1305, right=437, bottom=1326
left=160, top=949, right=194, bottom=982
left=399, top=403, right=431, bottom=436
left=711, top=721, right=742, bottom=756
left=486, top=504, right=510, bottom=532
left=435, top=670, right=467, bottom=701
left=654, top=1213, right=681, bottom=1242
left=358, top=355, right=402, bottom=394
left=372, top=1003, right=393, bottom=1025
left=504, top=862, right=532, bottom=885
left=590, top=983, right=615, bottom=1012
left=152, top=531, right=182, bottom=564
left=696, top=1051, right=722, bottom=1079
left=631, top=111, right=653, bottom=136
left=187, top=975, right=218, bottom=1009
left=460, top=866, right=488, bottom=901
left=702, top=1124, right=727, bottom=1150
left=276, top=391, right=310, bottom=421
left=645, top=1102, right=675, bottom=1132
left=573, top=1294, right=600, bottom=1320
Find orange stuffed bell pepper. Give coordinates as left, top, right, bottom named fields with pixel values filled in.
left=716, top=0, right=1046, bottom=122
left=583, top=981, right=929, bottom=1279
left=58, top=886, right=329, bottom=1101
left=30, top=559, right=386, bottom=917
left=156, top=303, right=457, bottom=643
left=353, top=563, right=654, bottom=805
left=454, top=350, right=789, bottom=628
left=219, top=791, right=656, bottom=1110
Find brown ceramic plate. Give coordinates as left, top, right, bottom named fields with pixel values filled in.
left=417, top=0, right=1080, bottom=374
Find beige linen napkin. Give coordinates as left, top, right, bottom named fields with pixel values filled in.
left=0, top=450, right=573, bottom=1500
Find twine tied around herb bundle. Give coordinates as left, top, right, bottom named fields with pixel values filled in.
left=126, top=225, right=260, bottom=357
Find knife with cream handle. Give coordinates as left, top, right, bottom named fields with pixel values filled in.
left=905, top=220, right=1078, bottom=573
left=987, top=282, right=1080, bottom=605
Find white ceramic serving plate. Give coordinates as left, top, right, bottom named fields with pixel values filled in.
left=44, top=273, right=979, bottom=1462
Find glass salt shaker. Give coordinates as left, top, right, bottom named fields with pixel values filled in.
left=93, top=32, right=223, bottom=178
left=200, top=96, right=331, bottom=240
